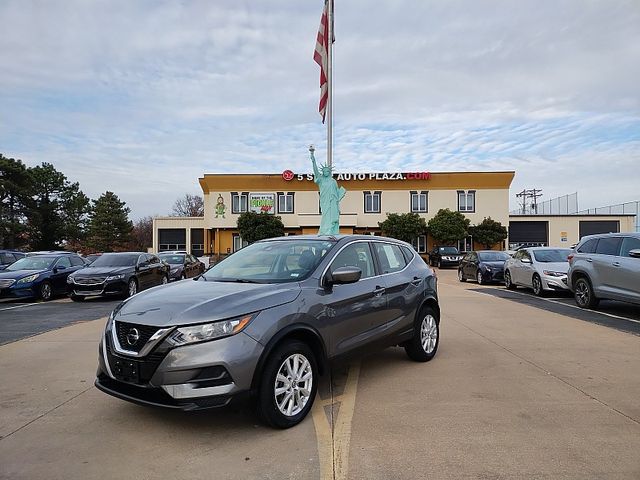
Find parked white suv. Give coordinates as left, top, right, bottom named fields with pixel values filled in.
left=567, top=233, right=640, bottom=308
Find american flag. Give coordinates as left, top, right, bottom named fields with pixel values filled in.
left=314, top=1, right=332, bottom=123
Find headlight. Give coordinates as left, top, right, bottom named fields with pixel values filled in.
left=484, top=266, right=492, bottom=271
left=106, top=274, right=125, bottom=281
left=166, top=314, right=256, bottom=346
left=170, top=267, right=179, bottom=273
left=543, top=270, right=565, bottom=277
left=67, top=276, right=75, bottom=284
left=17, top=274, right=39, bottom=284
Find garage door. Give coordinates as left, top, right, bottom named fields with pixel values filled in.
left=158, top=229, right=186, bottom=251
left=579, top=220, right=619, bottom=239
left=508, top=221, right=549, bottom=247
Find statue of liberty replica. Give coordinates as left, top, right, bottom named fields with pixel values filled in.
left=310, top=145, right=346, bottom=235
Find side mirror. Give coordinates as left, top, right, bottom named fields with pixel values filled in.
left=629, top=249, right=640, bottom=259
left=521, top=257, right=532, bottom=264
left=324, top=266, right=362, bottom=287
left=54, top=265, right=66, bottom=272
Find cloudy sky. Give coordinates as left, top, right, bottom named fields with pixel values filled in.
left=1, top=0, right=639, bottom=219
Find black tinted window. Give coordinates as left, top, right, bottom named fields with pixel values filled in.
left=70, top=256, right=85, bottom=267
left=595, top=237, right=622, bottom=256
left=620, top=237, right=640, bottom=257
left=577, top=239, right=597, bottom=253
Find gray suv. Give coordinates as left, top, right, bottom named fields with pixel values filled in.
left=96, top=235, right=440, bottom=428
left=567, top=232, right=640, bottom=308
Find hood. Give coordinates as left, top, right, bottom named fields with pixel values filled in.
left=115, top=278, right=301, bottom=327
left=72, top=266, right=132, bottom=276
left=536, top=261, right=569, bottom=273
left=0, top=269, right=46, bottom=280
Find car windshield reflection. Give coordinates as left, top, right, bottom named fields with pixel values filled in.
left=203, top=239, right=335, bottom=284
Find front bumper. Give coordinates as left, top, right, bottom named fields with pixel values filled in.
left=541, top=274, right=570, bottom=291
left=70, top=279, right=126, bottom=297
left=438, top=258, right=461, bottom=267
left=0, top=285, right=37, bottom=298
left=96, top=326, right=264, bottom=410
left=482, top=269, right=504, bottom=282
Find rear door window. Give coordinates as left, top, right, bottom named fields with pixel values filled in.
left=620, top=237, right=640, bottom=257
left=373, top=243, right=407, bottom=274
left=594, top=237, right=622, bottom=256
left=577, top=238, right=597, bottom=253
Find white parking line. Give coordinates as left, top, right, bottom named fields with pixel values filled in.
left=476, top=287, right=640, bottom=325
left=0, top=303, right=38, bottom=312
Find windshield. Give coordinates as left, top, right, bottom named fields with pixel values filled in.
left=532, top=249, right=572, bottom=263
left=89, top=253, right=139, bottom=267
left=159, top=254, right=185, bottom=265
left=7, top=256, right=56, bottom=271
left=438, top=247, right=459, bottom=254
left=478, top=251, right=510, bottom=262
left=203, top=239, right=335, bottom=283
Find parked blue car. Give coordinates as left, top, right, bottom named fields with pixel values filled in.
left=0, top=253, right=86, bottom=301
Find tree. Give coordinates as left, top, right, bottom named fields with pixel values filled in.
left=0, top=154, right=32, bottom=249
left=469, top=217, right=508, bottom=249
left=378, top=213, right=428, bottom=244
left=129, top=216, right=154, bottom=252
left=28, top=163, right=91, bottom=250
left=237, top=212, right=284, bottom=244
left=427, top=208, right=470, bottom=245
left=172, top=193, right=204, bottom=217
left=87, top=191, right=133, bottom=252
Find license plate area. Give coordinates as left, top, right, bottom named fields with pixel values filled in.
left=113, top=358, right=141, bottom=384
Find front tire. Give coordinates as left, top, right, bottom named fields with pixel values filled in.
left=257, top=340, right=318, bottom=429
left=477, top=269, right=484, bottom=285
left=458, top=269, right=466, bottom=282
left=39, top=281, right=53, bottom=301
left=532, top=274, right=544, bottom=296
left=125, top=278, right=138, bottom=298
left=505, top=270, right=516, bottom=290
left=404, top=306, right=439, bottom=362
left=574, top=277, right=599, bottom=309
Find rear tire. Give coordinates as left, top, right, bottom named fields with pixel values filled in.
left=458, top=269, right=466, bottom=282
left=404, top=306, right=439, bottom=362
left=257, top=340, right=318, bottom=429
left=574, top=276, right=599, bottom=309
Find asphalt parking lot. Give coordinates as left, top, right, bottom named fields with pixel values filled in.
left=0, top=269, right=638, bottom=479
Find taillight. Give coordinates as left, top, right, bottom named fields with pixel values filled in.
left=567, top=254, right=574, bottom=264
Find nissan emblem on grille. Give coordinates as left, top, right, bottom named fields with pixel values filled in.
left=126, top=328, right=140, bottom=346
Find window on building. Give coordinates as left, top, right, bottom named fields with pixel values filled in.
left=277, top=192, right=294, bottom=214
left=457, top=190, right=475, bottom=212
left=232, top=234, right=249, bottom=252
left=410, top=191, right=428, bottom=213
left=231, top=192, right=249, bottom=214
left=458, top=235, right=473, bottom=253
left=411, top=235, right=427, bottom=253
left=364, top=191, right=381, bottom=213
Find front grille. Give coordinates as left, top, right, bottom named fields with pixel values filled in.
left=0, top=279, right=16, bottom=288
left=106, top=340, right=167, bottom=383
left=75, top=276, right=107, bottom=285
left=115, top=321, right=160, bottom=353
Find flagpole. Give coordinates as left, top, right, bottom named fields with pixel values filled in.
left=326, top=0, right=333, bottom=169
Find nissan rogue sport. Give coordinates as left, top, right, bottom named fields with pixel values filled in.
left=96, top=235, right=440, bottom=428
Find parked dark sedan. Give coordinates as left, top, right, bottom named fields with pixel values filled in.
left=67, top=252, right=169, bottom=301
left=158, top=252, right=205, bottom=281
left=0, top=250, right=26, bottom=270
left=428, top=246, right=463, bottom=268
left=96, top=235, right=440, bottom=428
left=0, top=253, right=86, bottom=300
left=458, top=250, right=511, bottom=284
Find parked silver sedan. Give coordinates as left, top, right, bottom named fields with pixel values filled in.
left=504, top=247, right=572, bottom=296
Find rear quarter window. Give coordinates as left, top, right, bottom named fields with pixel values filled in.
left=577, top=238, right=597, bottom=253
left=594, top=237, right=622, bottom=256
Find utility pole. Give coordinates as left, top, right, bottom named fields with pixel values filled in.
left=516, top=189, right=543, bottom=214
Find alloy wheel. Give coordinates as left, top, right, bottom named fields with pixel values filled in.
left=128, top=279, right=137, bottom=296
left=458, top=269, right=465, bottom=282
left=477, top=270, right=483, bottom=285
left=40, top=282, right=52, bottom=301
left=420, top=315, right=438, bottom=354
left=274, top=353, right=313, bottom=417
left=162, top=275, right=168, bottom=285
left=575, top=279, right=590, bottom=307
left=533, top=275, right=542, bottom=295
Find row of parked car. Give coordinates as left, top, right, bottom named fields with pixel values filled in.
left=431, top=232, right=640, bottom=309
left=0, top=250, right=205, bottom=301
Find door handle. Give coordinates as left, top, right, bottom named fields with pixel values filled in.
left=612, top=262, right=621, bottom=267
left=411, top=277, right=422, bottom=286
left=586, top=258, right=593, bottom=262
left=373, top=286, right=386, bottom=297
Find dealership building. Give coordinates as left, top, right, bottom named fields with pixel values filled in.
left=152, top=170, right=636, bottom=257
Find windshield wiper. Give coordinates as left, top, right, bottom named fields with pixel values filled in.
left=210, top=278, right=264, bottom=284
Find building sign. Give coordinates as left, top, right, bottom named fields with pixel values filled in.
left=560, top=231, right=568, bottom=242
left=249, top=193, right=275, bottom=214
left=282, top=171, right=431, bottom=182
